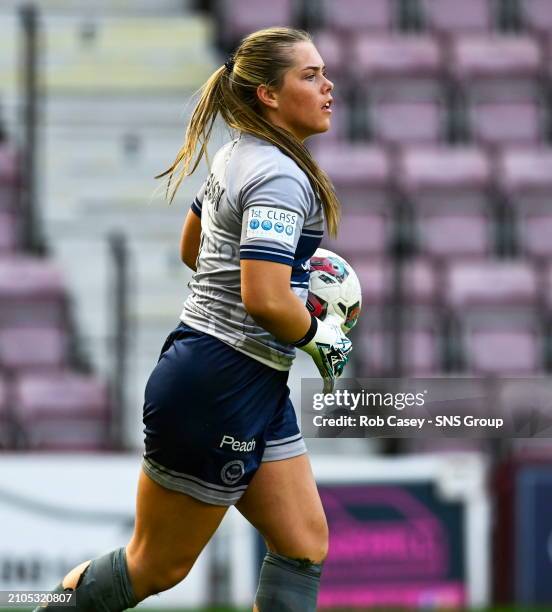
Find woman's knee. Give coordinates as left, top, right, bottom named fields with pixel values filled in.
left=307, top=513, right=329, bottom=563
left=270, top=513, right=329, bottom=564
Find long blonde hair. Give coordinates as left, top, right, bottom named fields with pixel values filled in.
left=156, top=27, right=340, bottom=237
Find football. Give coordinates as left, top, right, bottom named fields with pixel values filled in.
left=307, top=248, right=362, bottom=335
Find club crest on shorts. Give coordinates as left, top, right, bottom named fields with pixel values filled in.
left=221, top=460, right=245, bottom=485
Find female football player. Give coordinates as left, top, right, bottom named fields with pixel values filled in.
left=37, top=27, right=351, bottom=612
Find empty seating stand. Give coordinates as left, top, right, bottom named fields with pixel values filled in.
left=0, top=256, right=68, bottom=329
left=398, top=146, right=494, bottom=257
left=320, top=0, right=394, bottom=34
left=450, top=34, right=542, bottom=102
left=0, top=134, right=112, bottom=450
left=351, top=35, right=444, bottom=102
left=497, top=147, right=552, bottom=258
left=0, top=327, right=68, bottom=373
left=421, top=0, right=494, bottom=35
left=311, top=143, right=391, bottom=211
left=444, top=259, right=542, bottom=374
left=521, top=0, right=552, bottom=36
left=216, top=0, right=297, bottom=49
left=13, top=371, right=111, bottom=450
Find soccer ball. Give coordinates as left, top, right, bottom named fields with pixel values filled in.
left=307, top=248, right=362, bottom=335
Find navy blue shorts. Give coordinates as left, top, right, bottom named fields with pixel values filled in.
left=141, top=322, right=306, bottom=506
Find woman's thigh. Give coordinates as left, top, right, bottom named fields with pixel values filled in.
left=126, top=468, right=228, bottom=599
left=236, top=454, right=328, bottom=563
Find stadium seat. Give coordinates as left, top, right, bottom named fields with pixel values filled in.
left=450, top=35, right=542, bottom=102
left=370, top=101, right=444, bottom=145
left=13, top=371, right=111, bottom=450
left=355, top=258, right=441, bottom=374
left=521, top=0, right=552, bottom=35
left=497, top=147, right=552, bottom=258
left=466, top=328, right=541, bottom=374
left=469, top=102, right=542, bottom=147
left=417, top=214, right=491, bottom=257
left=359, top=327, right=442, bottom=375
left=354, top=256, right=439, bottom=312
left=398, top=146, right=494, bottom=256
left=321, top=0, right=393, bottom=34
left=0, top=327, right=67, bottom=372
left=0, top=143, right=19, bottom=212
left=351, top=35, right=444, bottom=102
left=0, top=212, right=18, bottom=252
left=312, top=30, right=347, bottom=77
left=445, top=259, right=538, bottom=309
left=311, top=144, right=391, bottom=210
left=421, top=0, right=493, bottom=34
left=323, top=211, right=389, bottom=256
left=216, top=0, right=296, bottom=48
left=499, top=378, right=552, bottom=428
left=444, top=259, right=541, bottom=373
left=355, top=257, right=440, bottom=307
left=0, top=256, right=68, bottom=329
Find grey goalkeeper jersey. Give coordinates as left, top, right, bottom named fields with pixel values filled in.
left=180, top=132, right=324, bottom=371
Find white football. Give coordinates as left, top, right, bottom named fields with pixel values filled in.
left=307, top=248, right=362, bottom=335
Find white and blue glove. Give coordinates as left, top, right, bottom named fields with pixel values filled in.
left=294, top=314, right=353, bottom=393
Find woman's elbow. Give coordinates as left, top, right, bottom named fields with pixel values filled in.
left=181, top=249, right=197, bottom=271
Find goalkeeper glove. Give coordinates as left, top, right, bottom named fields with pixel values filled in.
left=293, top=314, right=353, bottom=393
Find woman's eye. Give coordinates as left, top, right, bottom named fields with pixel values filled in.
left=306, top=74, right=316, bottom=80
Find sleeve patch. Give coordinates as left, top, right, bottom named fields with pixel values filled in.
left=245, top=206, right=298, bottom=246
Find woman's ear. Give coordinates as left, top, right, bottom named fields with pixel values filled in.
left=256, top=84, right=279, bottom=110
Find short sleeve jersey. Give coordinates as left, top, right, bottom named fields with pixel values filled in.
left=180, top=132, right=324, bottom=370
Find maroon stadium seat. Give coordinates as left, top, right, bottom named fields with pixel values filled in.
left=14, top=371, right=110, bottom=450
left=419, top=214, right=491, bottom=257
left=444, top=259, right=541, bottom=374
left=445, top=259, right=538, bottom=309
left=354, top=257, right=438, bottom=306
left=371, top=101, right=443, bottom=145
left=522, top=0, right=552, bottom=34
left=217, top=0, right=296, bottom=46
left=355, top=258, right=441, bottom=374
left=421, top=0, right=493, bottom=34
left=323, top=211, right=388, bottom=256
left=312, top=30, right=347, bottom=76
left=311, top=143, right=391, bottom=210
left=0, top=256, right=67, bottom=329
left=321, top=0, right=393, bottom=33
left=398, top=146, right=493, bottom=256
left=470, top=102, right=541, bottom=147
left=466, top=329, right=541, bottom=374
left=0, top=212, right=18, bottom=252
left=0, top=144, right=19, bottom=212
left=0, top=327, right=67, bottom=372
left=450, top=35, right=542, bottom=102
left=351, top=35, right=443, bottom=101
left=497, top=147, right=552, bottom=258
left=359, top=327, right=441, bottom=375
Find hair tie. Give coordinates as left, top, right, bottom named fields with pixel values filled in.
left=224, top=58, right=235, bottom=73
